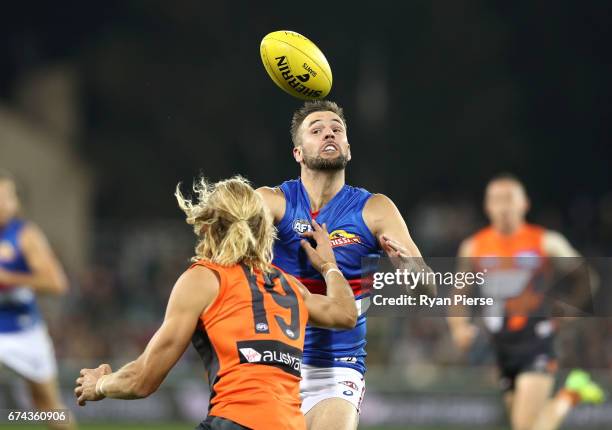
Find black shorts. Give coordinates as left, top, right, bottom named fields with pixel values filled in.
left=494, top=335, right=557, bottom=393
left=196, top=416, right=251, bottom=430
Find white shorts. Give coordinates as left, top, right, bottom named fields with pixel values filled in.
left=0, top=324, right=58, bottom=383
left=300, top=364, right=366, bottom=414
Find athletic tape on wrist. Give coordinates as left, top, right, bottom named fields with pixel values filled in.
left=324, top=267, right=343, bottom=279
left=95, top=375, right=108, bottom=397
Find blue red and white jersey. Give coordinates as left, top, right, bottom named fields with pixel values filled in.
left=272, top=178, right=381, bottom=374
left=0, top=219, right=41, bottom=332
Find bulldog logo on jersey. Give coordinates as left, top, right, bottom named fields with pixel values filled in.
left=329, top=230, right=362, bottom=248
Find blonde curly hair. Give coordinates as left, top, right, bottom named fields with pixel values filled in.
left=176, top=176, right=276, bottom=272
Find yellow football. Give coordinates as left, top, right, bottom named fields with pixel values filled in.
left=260, top=31, right=332, bottom=100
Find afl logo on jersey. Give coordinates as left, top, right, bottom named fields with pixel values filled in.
left=0, top=240, right=16, bottom=262
left=292, top=219, right=313, bottom=234
left=329, top=230, right=362, bottom=248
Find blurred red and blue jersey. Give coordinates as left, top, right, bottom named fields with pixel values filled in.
left=272, top=178, right=380, bottom=375
left=0, top=219, right=42, bottom=332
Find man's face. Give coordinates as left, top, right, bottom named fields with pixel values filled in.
left=484, top=179, right=529, bottom=233
left=293, top=111, right=351, bottom=171
left=0, top=180, right=18, bottom=225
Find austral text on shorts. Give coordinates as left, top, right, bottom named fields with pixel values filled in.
left=372, top=294, right=494, bottom=307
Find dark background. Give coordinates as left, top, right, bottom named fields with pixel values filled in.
left=1, top=0, right=611, bottom=250
left=1, top=3, right=612, bottom=426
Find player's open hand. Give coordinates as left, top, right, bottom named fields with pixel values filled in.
left=379, top=234, right=409, bottom=259
left=300, top=220, right=337, bottom=273
left=75, top=363, right=112, bottom=406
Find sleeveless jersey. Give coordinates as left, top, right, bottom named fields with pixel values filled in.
left=470, top=224, right=551, bottom=341
left=0, top=219, right=42, bottom=333
left=272, top=178, right=380, bottom=375
left=190, top=260, right=308, bottom=430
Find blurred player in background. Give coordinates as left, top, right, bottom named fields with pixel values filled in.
left=0, top=169, right=74, bottom=430
left=448, top=173, right=604, bottom=430
left=257, top=101, right=434, bottom=430
left=75, top=176, right=358, bottom=430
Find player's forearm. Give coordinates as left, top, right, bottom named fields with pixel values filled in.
left=0, top=271, right=68, bottom=294
left=324, top=270, right=353, bottom=299
left=97, top=361, right=152, bottom=400
left=323, top=270, right=357, bottom=328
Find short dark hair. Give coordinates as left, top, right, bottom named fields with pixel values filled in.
left=290, top=100, right=347, bottom=147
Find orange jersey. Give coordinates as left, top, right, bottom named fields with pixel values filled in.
left=190, top=260, right=308, bottom=430
left=470, top=224, right=549, bottom=334
left=471, top=224, right=546, bottom=258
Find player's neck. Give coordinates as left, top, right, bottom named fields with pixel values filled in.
left=300, top=169, right=345, bottom=212
left=493, top=221, right=525, bottom=236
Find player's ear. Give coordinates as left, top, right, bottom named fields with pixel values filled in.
left=293, top=145, right=303, bottom=163
left=347, top=143, right=351, bottom=161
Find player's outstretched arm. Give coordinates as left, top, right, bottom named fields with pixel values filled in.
left=363, top=194, right=436, bottom=296
left=0, top=223, right=68, bottom=294
left=74, top=266, right=218, bottom=405
left=293, top=220, right=357, bottom=329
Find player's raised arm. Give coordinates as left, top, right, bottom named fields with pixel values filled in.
left=74, top=265, right=218, bottom=405
left=292, top=220, right=357, bottom=329
left=0, top=223, right=68, bottom=295
left=256, top=186, right=286, bottom=224
left=363, top=193, right=436, bottom=296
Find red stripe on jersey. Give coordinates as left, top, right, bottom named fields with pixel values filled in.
left=296, top=276, right=372, bottom=297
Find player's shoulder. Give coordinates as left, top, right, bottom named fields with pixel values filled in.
left=4, top=217, right=29, bottom=233
left=179, top=261, right=222, bottom=291
left=540, top=228, right=579, bottom=257
left=361, top=193, right=399, bottom=228
left=362, top=193, right=396, bottom=213
left=16, top=220, right=48, bottom=246
left=169, top=263, right=221, bottom=313
left=457, top=237, right=475, bottom=257
left=256, top=186, right=286, bottom=222
left=256, top=185, right=285, bottom=200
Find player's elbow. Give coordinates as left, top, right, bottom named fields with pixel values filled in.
left=129, top=372, right=160, bottom=399
left=339, top=312, right=358, bottom=330
left=334, top=302, right=358, bottom=330
left=46, top=272, right=69, bottom=295
left=132, top=380, right=157, bottom=399
left=53, top=278, right=69, bottom=295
